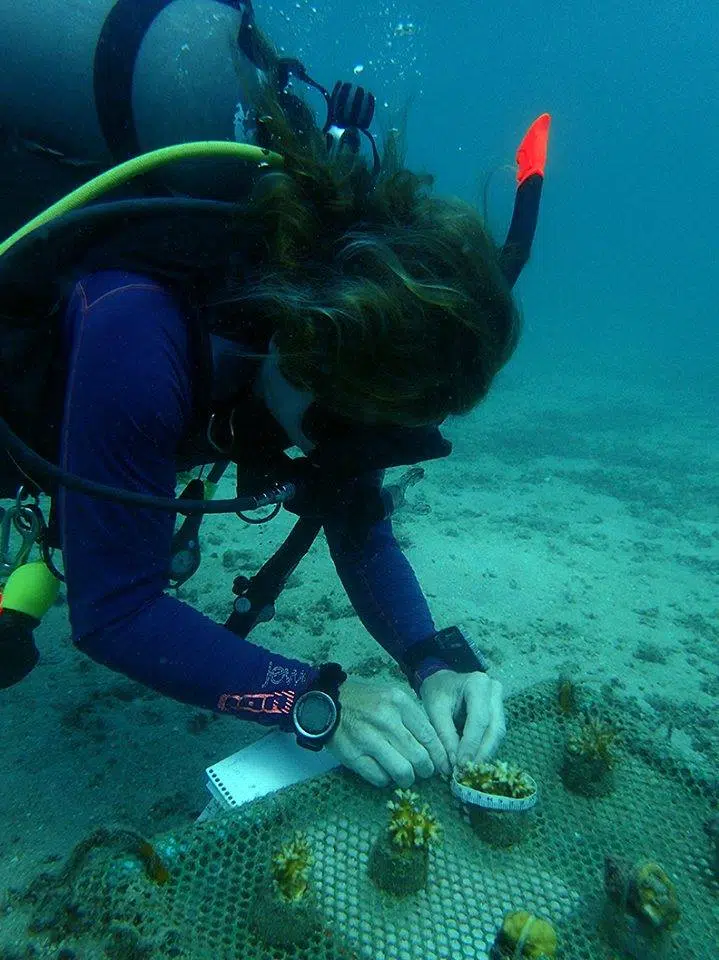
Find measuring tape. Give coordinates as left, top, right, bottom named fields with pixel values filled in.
left=450, top=773, right=538, bottom=813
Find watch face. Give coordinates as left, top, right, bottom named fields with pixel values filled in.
left=296, top=691, right=336, bottom=736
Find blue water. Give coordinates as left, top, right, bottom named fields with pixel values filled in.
left=0, top=2, right=716, bottom=957
left=270, top=0, right=718, bottom=387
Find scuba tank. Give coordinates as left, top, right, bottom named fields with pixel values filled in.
left=0, top=0, right=265, bottom=237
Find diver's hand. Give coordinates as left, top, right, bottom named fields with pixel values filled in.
left=326, top=677, right=451, bottom=788
left=419, top=670, right=506, bottom=768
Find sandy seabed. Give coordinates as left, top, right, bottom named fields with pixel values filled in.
left=0, top=362, right=716, bottom=908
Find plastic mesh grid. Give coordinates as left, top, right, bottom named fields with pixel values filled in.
left=9, top=682, right=718, bottom=959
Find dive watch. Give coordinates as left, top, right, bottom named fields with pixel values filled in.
left=292, top=662, right=347, bottom=751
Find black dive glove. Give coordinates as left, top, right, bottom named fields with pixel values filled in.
left=0, top=609, right=40, bottom=688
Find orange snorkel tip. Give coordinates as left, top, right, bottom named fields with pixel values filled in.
left=498, top=112, right=551, bottom=287
left=516, top=113, right=552, bottom=184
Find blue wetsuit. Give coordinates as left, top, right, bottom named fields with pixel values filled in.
left=57, top=271, right=440, bottom=728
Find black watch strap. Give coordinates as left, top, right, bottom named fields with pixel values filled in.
left=402, top=626, right=488, bottom=682
left=313, top=662, right=348, bottom=696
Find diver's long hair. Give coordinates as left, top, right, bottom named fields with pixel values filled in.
left=215, top=84, right=521, bottom=427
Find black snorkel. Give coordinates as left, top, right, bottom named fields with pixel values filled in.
left=499, top=113, right=550, bottom=288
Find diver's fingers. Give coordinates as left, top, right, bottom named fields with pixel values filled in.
left=478, top=677, right=506, bottom=759
left=349, top=754, right=392, bottom=788
left=456, top=674, right=503, bottom=766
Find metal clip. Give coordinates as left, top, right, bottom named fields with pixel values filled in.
left=0, top=488, right=43, bottom=580
left=206, top=408, right=237, bottom=456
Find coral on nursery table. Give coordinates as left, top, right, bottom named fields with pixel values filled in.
left=249, top=831, right=321, bottom=949
left=386, top=789, right=441, bottom=849
left=561, top=715, right=621, bottom=798
left=490, top=910, right=558, bottom=959
left=567, top=716, right=620, bottom=766
left=368, top=788, right=441, bottom=897
left=601, top=856, right=680, bottom=959
left=604, top=857, right=680, bottom=931
left=271, top=831, right=313, bottom=902
left=455, top=760, right=536, bottom=800
left=454, top=759, right=537, bottom=847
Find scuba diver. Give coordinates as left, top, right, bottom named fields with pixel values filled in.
left=0, top=0, right=550, bottom=790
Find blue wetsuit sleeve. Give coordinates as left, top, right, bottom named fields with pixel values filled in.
left=58, top=272, right=317, bottom=727
left=323, top=473, right=448, bottom=687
